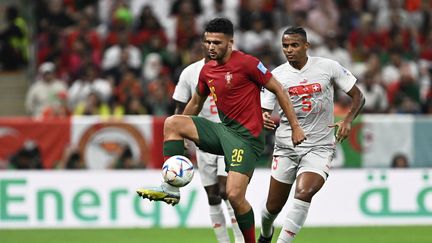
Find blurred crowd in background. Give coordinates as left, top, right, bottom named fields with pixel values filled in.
left=1, top=0, right=432, bottom=118
left=0, top=0, right=432, bottom=170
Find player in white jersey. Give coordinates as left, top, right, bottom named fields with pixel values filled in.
left=258, top=27, right=365, bottom=243
left=172, top=42, right=244, bottom=243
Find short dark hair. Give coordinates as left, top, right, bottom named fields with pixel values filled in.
left=205, top=17, right=234, bottom=37
left=283, top=26, right=307, bottom=41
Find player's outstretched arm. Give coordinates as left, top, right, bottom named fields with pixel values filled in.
left=264, top=77, right=306, bottom=146
left=183, top=92, right=207, bottom=116
left=330, top=84, right=365, bottom=143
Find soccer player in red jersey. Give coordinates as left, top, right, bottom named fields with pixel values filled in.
left=137, top=18, right=306, bottom=243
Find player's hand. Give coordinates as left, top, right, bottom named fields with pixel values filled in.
left=329, top=120, right=351, bottom=143
left=291, top=126, right=306, bottom=147
left=262, top=111, right=276, bottom=130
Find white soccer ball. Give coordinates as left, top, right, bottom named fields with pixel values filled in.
left=162, top=155, right=194, bottom=187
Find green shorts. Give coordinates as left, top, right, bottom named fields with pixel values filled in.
left=191, top=116, right=265, bottom=174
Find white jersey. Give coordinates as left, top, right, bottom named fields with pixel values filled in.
left=173, top=59, right=220, bottom=122
left=261, top=56, right=356, bottom=147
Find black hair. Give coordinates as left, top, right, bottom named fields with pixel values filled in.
left=391, top=153, right=409, bottom=168
left=204, top=17, right=234, bottom=37
left=283, top=26, right=307, bottom=42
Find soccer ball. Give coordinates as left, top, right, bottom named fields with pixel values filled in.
left=162, top=155, right=194, bottom=187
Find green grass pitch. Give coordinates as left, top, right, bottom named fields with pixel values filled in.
left=1, top=226, right=431, bottom=243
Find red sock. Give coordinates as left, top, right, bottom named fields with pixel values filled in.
left=235, top=208, right=255, bottom=243
left=241, top=224, right=256, bottom=243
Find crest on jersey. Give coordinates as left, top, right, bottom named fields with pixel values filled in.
left=257, top=62, right=267, bottom=74
left=288, top=83, right=322, bottom=96
left=225, top=72, right=232, bottom=85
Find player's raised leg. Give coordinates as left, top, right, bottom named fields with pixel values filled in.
left=137, top=115, right=200, bottom=205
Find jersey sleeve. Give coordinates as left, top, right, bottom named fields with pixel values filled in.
left=244, top=55, right=273, bottom=86
left=331, top=61, right=357, bottom=93
left=172, top=67, right=192, bottom=103
left=197, top=67, right=210, bottom=96
left=261, top=87, right=277, bottom=110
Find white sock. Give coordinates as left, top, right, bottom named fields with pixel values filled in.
left=277, top=199, right=310, bottom=243
left=224, top=200, right=244, bottom=243
left=161, top=182, right=179, bottom=193
left=209, top=204, right=230, bottom=243
left=260, top=205, right=278, bottom=238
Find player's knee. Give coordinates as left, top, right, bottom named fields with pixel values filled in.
left=226, top=188, right=245, bottom=208
left=164, top=115, right=184, bottom=135
left=165, top=116, right=180, bottom=129
left=294, top=187, right=316, bottom=202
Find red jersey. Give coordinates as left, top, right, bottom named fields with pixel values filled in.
left=197, top=50, right=272, bottom=137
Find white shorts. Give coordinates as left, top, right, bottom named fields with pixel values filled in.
left=196, top=149, right=227, bottom=187
left=271, top=146, right=335, bottom=184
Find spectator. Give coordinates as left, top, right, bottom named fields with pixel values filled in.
left=9, top=140, right=43, bottom=169
left=375, top=0, right=409, bottom=32
left=357, top=72, right=388, bottom=113
left=202, top=0, right=239, bottom=28
left=102, top=31, right=141, bottom=72
left=347, top=13, right=381, bottom=62
left=124, top=96, right=150, bottom=115
left=419, top=60, right=431, bottom=103
left=64, top=36, right=98, bottom=80
left=114, top=70, right=144, bottom=107
left=314, top=31, right=352, bottom=69
left=307, top=0, right=340, bottom=37
left=338, top=0, right=365, bottom=41
left=272, top=0, right=295, bottom=31
left=391, top=153, right=409, bottom=168
left=57, top=145, right=85, bottom=169
left=134, top=5, right=168, bottom=46
left=73, top=91, right=112, bottom=116
left=146, top=73, right=175, bottom=115
left=35, top=0, right=76, bottom=33
left=382, top=49, right=419, bottom=86
left=238, top=0, right=274, bottom=31
left=110, top=145, right=141, bottom=169
left=0, top=5, right=28, bottom=70
left=141, top=34, right=175, bottom=74
left=237, top=16, right=274, bottom=57
left=68, top=65, right=112, bottom=110
left=172, top=0, right=202, bottom=52
left=25, top=62, right=68, bottom=117
left=141, top=52, right=164, bottom=85
left=419, top=32, right=432, bottom=61
left=387, top=64, right=421, bottom=113
left=65, top=14, right=102, bottom=66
